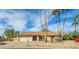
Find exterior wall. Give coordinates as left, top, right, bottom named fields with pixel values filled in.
left=47, top=36, right=54, bottom=42
left=16, top=35, right=58, bottom=42
left=19, top=36, right=33, bottom=42
left=47, top=37, right=51, bottom=42
left=37, top=36, right=39, bottom=41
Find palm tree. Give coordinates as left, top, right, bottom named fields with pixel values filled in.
left=72, top=14, right=79, bottom=33
left=62, top=9, right=70, bottom=32
left=44, top=10, right=48, bottom=32
left=40, top=13, right=44, bottom=41
left=61, top=9, right=69, bottom=38
left=44, top=10, right=48, bottom=42
left=52, top=9, right=62, bottom=36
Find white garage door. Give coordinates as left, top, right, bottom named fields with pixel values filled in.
left=20, top=37, right=32, bottom=42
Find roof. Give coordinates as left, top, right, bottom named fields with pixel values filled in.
left=18, top=32, right=59, bottom=36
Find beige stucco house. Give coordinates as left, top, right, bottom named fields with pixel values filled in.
left=16, top=32, right=59, bottom=42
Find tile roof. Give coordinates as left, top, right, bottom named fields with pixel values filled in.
left=18, top=32, right=59, bottom=36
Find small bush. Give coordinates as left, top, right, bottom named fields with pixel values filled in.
left=63, top=36, right=74, bottom=40
left=53, top=37, right=62, bottom=42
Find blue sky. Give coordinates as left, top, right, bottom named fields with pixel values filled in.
left=0, top=9, right=79, bottom=36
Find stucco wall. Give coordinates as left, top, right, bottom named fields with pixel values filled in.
left=47, top=37, right=51, bottom=42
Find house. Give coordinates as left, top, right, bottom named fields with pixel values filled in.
left=16, top=32, right=59, bottom=42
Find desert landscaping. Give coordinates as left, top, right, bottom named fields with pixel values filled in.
left=0, top=40, right=79, bottom=49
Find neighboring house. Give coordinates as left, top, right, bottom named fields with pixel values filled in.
left=16, top=32, right=59, bottom=42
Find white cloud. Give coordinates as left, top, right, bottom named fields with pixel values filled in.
left=29, top=27, right=40, bottom=32
left=0, top=24, right=8, bottom=36
left=0, top=10, right=46, bottom=35
left=48, top=24, right=58, bottom=32
left=28, top=9, right=53, bottom=31
left=0, top=9, right=75, bottom=36
left=0, top=10, right=29, bottom=36
left=47, top=22, right=74, bottom=32
left=5, top=14, right=27, bottom=31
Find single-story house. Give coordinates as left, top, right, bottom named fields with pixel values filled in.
left=16, top=32, right=59, bottom=42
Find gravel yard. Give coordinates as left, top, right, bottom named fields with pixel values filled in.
left=0, top=40, right=79, bottom=49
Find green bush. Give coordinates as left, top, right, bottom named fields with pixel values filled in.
left=63, top=32, right=79, bottom=40
left=63, top=36, right=74, bottom=40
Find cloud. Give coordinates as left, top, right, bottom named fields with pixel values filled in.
left=0, top=9, right=78, bottom=36
left=0, top=9, right=45, bottom=35
left=0, top=10, right=29, bottom=35
left=0, top=24, right=9, bottom=36
left=48, top=22, right=74, bottom=32
left=48, top=24, right=58, bottom=32
left=28, top=9, right=53, bottom=31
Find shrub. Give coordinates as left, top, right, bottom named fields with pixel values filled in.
left=63, top=32, right=79, bottom=40
left=63, top=36, right=74, bottom=40
left=53, top=37, right=62, bottom=42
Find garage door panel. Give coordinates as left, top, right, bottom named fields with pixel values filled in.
left=20, top=37, right=32, bottom=42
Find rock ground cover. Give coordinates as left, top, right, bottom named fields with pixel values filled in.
left=0, top=40, right=79, bottom=49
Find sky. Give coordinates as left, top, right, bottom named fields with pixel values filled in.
left=0, top=9, right=79, bottom=36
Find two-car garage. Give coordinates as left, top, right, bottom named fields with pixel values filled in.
left=19, top=36, right=33, bottom=42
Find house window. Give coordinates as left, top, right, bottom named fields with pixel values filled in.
left=39, top=36, right=42, bottom=41
left=33, top=36, right=37, bottom=41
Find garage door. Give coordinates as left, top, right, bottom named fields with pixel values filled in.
left=20, top=37, right=32, bottom=42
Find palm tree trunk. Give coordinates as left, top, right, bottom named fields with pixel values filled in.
left=63, top=13, right=66, bottom=34
left=58, top=13, right=61, bottom=36
left=40, top=14, right=42, bottom=32
left=56, top=13, right=61, bottom=37
left=44, top=10, right=47, bottom=42
left=56, top=15, right=60, bottom=34
left=75, top=24, right=78, bottom=32
left=62, top=11, right=67, bottom=38
left=40, top=14, right=43, bottom=41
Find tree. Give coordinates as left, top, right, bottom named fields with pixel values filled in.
left=61, top=9, right=68, bottom=34
left=44, top=10, right=48, bottom=42
left=61, top=9, right=69, bottom=38
left=52, top=9, right=62, bottom=36
left=3, top=29, right=15, bottom=41
left=72, top=14, right=79, bottom=33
